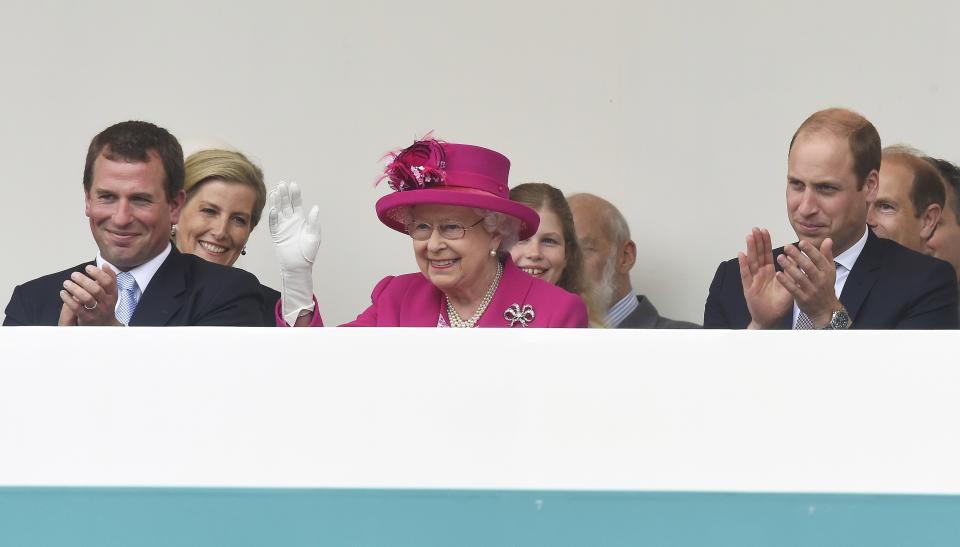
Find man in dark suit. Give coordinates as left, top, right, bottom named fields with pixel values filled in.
left=569, top=193, right=698, bottom=328
left=925, top=158, right=960, bottom=284
left=925, top=157, right=960, bottom=325
left=3, top=121, right=263, bottom=326
left=704, top=108, right=958, bottom=329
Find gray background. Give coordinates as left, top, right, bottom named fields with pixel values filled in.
left=2, top=0, right=957, bottom=325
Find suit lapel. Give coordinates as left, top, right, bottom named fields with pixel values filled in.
left=621, top=296, right=658, bottom=328
left=130, top=249, right=186, bottom=326
left=839, top=230, right=882, bottom=322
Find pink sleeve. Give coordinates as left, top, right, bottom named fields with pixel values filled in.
left=275, top=277, right=398, bottom=327
left=340, top=276, right=396, bottom=327
left=274, top=296, right=324, bottom=327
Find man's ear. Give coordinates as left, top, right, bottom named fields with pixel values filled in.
left=169, top=190, right=186, bottom=225
left=619, top=239, right=637, bottom=275
left=920, top=202, right=943, bottom=240
left=864, top=169, right=879, bottom=202
left=84, top=189, right=92, bottom=217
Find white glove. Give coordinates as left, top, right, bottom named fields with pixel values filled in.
left=268, top=181, right=322, bottom=326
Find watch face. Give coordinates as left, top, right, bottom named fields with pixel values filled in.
left=831, top=309, right=851, bottom=329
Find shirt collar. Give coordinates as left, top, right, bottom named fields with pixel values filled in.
left=96, top=242, right=171, bottom=292
left=605, top=291, right=639, bottom=328
left=833, top=226, right=868, bottom=272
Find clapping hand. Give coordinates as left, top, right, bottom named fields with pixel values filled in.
left=58, top=264, right=122, bottom=326
left=738, top=228, right=792, bottom=329
left=776, top=238, right=841, bottom=328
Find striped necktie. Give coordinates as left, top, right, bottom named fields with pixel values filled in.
left=115, top=271, right=139, bottom=326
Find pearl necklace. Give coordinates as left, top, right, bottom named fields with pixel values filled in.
left=445, top=260, right=503, bottom=328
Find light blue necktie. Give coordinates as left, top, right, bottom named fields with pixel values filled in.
left=115, top=271, right=139, bottom=326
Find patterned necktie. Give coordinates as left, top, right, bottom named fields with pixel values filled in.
left=115, top=271, right=139, bottom=326
left=794, top=262, right=841, bottom=330
left=794, top=310, right=815, bottom=330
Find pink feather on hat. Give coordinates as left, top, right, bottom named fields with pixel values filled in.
left=377, top=131, right=448, bottom=192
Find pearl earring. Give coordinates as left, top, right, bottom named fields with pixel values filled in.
left=170, top=225, right=177, bottom=238
left=489, top=249, right=496, bottom=257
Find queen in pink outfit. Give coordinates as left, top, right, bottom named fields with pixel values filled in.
left=268, top=136, right=588, bottom=328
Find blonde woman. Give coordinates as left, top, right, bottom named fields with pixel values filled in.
left=173, top=149, right=278, bottom=325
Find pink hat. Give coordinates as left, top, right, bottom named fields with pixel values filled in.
left=375, top=136, right=540, bottom=240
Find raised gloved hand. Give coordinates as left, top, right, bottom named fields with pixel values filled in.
left=268, top=181, right=322, bottom=326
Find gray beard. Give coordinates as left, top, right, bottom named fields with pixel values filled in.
left=590, top=254, right=620, bottom=313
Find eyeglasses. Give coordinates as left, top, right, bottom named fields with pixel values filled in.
left=406, top=218, right=484, bottom=241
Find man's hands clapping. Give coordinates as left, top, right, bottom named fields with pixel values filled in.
left=58, top=264, right=122, bottom=326
left=738, top=228, right=843, bottom=329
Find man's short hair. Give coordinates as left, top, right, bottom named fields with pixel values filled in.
left=882, top=146, right=946, bottom=217
left=788, top=108, right=881, bottom=190
left=83, top=121, right=184, bottom=202
left=925, top=157, right=960, bottom=224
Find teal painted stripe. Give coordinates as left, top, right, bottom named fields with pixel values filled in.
left=1, top=487, right=958, bottom=546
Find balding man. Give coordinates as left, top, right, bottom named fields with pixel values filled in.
left=704, top=108, right=957, bottom=329
left=867, top=146, right=945, bottom=253
left=569, top=193, right=697, bottom=328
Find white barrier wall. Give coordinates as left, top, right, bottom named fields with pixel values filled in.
left=3, top=2, right=960, bottom=325
left=1, top=328, right=957, bottom=494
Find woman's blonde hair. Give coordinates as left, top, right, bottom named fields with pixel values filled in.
left=184, top=149, right=267, bottom=227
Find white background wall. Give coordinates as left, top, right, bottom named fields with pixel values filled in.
left=3, top=328, right=959, bottom=493
left=2, top=0, right=958, bottom=325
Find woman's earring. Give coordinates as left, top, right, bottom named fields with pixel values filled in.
left=170, top=225, right=177, bottom=238
left=489, top=249, right=496, bottom=257
left=241, top=246, right=247, bottom=256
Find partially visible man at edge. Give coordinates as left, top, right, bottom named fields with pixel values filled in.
left=3, top=120, right=264, bottom=326
left=925, top=157, right=960, bottom=283
left=568, top=193, right=698, bottom=328
left=867, top=145, right=944, bottom=253
left=704, top=107, right=958, bottom=329
left=925, top=157, right=960, bottom=324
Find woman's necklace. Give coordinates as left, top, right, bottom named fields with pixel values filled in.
left=446, top=260, right=503, bottom=328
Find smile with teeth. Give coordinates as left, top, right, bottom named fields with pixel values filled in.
left=108, top=230, right=139, bottom=239
left=430, top=258, right=460, bottom=269
left=198, top=240, right=229, bottom=254
left=521, top=267, right=546, bottom=276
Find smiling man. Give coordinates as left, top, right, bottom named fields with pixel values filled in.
left=704, top=108, right=958, bottom=329
left=3, top=121, right=264, bottom=326
left=867, top=146, right=945, bottom=253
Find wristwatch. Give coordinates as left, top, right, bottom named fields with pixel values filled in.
left=819, top=306, right=852, bottom=330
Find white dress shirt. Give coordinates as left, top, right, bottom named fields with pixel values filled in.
left=605, top=291, right=639, bottom=328
left=95, top=243, right=172, bottom=317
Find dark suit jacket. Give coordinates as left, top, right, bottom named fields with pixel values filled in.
left=703, top=230, right=959, bottom=329
left=617, top=295, right=700, bottom=329
left=259, top=284, right=281, bottom=327
left=4, top=247, right=265, bottom=326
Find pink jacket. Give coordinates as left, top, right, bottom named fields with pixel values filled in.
left=278, top=258, right=588, bottom=328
